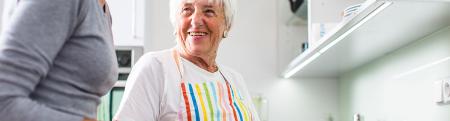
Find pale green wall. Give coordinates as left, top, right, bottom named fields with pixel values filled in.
left=339, top=27, right=450, bottom=121
left=97, top=87, right=124, bottom=121
left=111, top=88, right=125, bottom=118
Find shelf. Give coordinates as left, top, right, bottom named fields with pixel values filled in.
left=114, top=81, right=127, bottom=88
left=283, top=0, right=450, bottom=78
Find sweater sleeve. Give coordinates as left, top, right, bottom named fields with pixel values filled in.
left=113, top=54, right=164, bottom=121
left=0, top=0, right=83, bottom=121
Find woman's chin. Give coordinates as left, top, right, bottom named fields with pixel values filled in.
left=188, top=36, right=209, bottom=43
left=188, top=48, right=209, bottom=55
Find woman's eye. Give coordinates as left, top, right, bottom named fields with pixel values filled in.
left=181, top=8, right=193, bottom=15
left=205, top=9, right=216, bottom=16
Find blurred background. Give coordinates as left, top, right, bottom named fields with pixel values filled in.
left=1, top=0, right=449, bottom=121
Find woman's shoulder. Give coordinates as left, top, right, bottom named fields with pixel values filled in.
left=218, top=65, right=244, bottom=80
left=129, top=49, right=174, bottom=73
left=218, top=65, right=250, bottom=90
left=137, top=49, right=173, bottom=64
left=128, top=49, right=175, bottom=79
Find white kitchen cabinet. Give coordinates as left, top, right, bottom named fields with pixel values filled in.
left=107, top=0, right=145, bottom=46
left=276, top=0, right=308, bottom=74
left=283, top=0, right=450, bottom=78
left=0, top=0, right=3, bottom=31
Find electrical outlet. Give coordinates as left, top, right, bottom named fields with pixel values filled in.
left=434, top=80, right=443, bottom=103
left=443, top=79, right=450, bottom=103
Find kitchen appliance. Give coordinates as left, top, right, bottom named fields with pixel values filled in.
left=97, top=46, right=143, bottom=121
left=115, top=46, right=143, bottom=83
left=289, top=0, right=308, bottom=20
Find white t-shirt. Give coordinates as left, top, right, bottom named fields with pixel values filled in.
left=114, top=49, right=260, bottom=121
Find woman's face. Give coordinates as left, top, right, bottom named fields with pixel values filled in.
left=176, top=0, right=227, bottom=56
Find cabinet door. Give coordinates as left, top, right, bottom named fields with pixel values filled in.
left=0, top=0, right=4, bottom=31
left=108, top=0, right=144, bottom=46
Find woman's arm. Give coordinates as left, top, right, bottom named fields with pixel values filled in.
left=0, top=0, right=83, bottom=120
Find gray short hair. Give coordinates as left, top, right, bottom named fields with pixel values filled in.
left=169, top=0, right=236, bottom=31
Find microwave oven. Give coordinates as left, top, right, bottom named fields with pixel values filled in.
left=114, top=46, right=143, bottom=87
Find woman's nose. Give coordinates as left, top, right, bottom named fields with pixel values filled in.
left=190, top=12, right=204, bottom=28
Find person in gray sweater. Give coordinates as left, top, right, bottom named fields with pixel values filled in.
left=0, top=0, right=117, bottom=121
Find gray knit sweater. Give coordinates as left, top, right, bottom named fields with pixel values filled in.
left=0, top=0, right=117, bottom=121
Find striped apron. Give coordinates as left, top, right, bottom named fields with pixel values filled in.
left=172, top=49, right=254, bottom=121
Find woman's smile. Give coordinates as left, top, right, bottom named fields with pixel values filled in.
left=188, top=31, right=209, bottom=43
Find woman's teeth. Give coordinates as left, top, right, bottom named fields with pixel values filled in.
left=189, top=32, right=207, bottom=36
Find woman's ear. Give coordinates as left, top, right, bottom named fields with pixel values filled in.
left=222, top=30, right=228, bottom=38
left=222, top=24, right=230, bottom=38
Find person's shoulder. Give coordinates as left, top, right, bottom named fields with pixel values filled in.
left=139, top=49, right=172, bottom=62
left=218, top=65, right=244, bottom=79
left=218, top=65, right=250, bottom=88
left=134, top=49, right=172, bottom=67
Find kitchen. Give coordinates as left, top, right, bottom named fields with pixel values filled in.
left=0, top=0, right=449, bottom=121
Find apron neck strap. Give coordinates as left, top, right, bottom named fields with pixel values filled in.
left=172, top=48, right=184, bottom=81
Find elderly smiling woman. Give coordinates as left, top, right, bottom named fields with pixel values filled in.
left=113, top=0, right=260, bottom=121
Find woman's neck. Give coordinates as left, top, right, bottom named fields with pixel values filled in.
left=176, top=48, right=218, bottom=73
